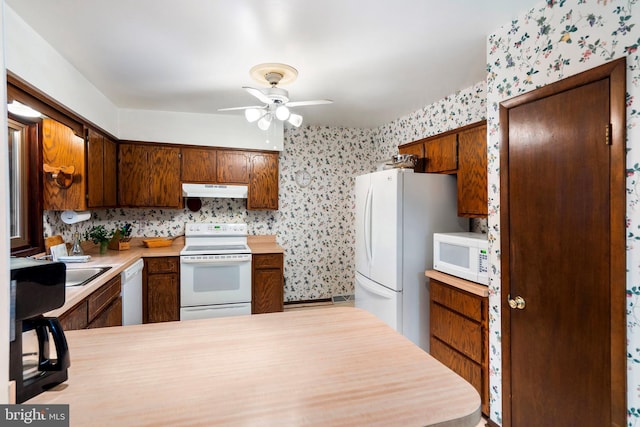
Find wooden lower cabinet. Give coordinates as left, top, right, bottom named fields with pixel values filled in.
left=429, top=278, right=489, bottom=416
left=252, top=253, right=284, bottom=314
left=59, top=276, right=122, bottom=331
left=144, top=257, right=180, bottom=323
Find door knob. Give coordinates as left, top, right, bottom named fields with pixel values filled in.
left=508, top=295, right=526, bottom=310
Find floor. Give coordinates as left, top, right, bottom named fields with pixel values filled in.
left=284, top=300, right=489, bottom=427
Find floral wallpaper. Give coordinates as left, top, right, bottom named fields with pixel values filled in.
left=44, top=82, right=487, bottom=303
left=45, top=126, right=376, bottom=302
left=486, top=0, right=640, bottom=424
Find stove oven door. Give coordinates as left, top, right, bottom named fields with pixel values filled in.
left=180, top=254, right=252, bottom=309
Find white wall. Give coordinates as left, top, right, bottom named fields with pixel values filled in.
left=118, top=108, right=284, bottom=151
left=1, top=0, right=11, bottom=404
left=4, top=4, right=282, bottom=151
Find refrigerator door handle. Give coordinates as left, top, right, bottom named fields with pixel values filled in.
left=364, top=184, right=373, bottom=264
left=357, top=274, right=396, bottom=299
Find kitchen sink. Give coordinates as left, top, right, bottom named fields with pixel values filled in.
left=65, top=266, right=112, bottom=287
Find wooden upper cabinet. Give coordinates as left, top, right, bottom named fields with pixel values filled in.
left=42, top=118, right=87, bottom=210
left=248, top=152, right=279, bottom=210
left=398, top=142, right=425, bottom=172
left=181, top=147, right=217, bottom=182
left=217, top=150, right=249, bottom=184
left=118, top=143, right=181, bottom=208
left=149, top=146, right=181, bottom=207
left=457, top=124, right=487, bottom=217
left=86, top=129, right=117, bottom=208
left=425, top=134, right=457, bottom=173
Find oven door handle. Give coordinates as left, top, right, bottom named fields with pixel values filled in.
left=180, top=257, right=251, bottom=265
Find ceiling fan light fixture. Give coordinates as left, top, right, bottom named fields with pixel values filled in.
left=288, top=113, right=303, bottom=127
left=275, top=105, right=290, bottom=121
left=245, top=108, right=263, bottom=123
left=257, top=113, right=272, bottom=130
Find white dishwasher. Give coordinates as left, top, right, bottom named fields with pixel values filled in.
left=121, top=259, right=144, bottom=325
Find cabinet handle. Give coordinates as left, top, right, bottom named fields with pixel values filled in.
left=508, top=295, right=526, bottom=310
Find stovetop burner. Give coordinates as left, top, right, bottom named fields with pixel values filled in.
left=180, top=223, right=250, bottom=256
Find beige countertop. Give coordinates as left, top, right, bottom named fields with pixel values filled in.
left=49, top=235, right=283, bottom=317
left=28, top=307, right=481, bottom=427
left=425, top=270, right=489, bottom=297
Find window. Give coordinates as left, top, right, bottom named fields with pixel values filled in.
left=8, top=119, right=28, bottom=249
left=8, top=115, right=43, bottom=256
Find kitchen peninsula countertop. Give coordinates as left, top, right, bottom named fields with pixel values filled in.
left=28, top=307, right=481, bottom=426
left=48, top=235, right=284, bottom=317
left=425, top=270, right=489, bottom=297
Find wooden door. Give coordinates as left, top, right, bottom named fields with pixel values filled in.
left=103, top=137, right=117, bottom=206
left=217, top=150, right=249, bottom=184
left=181, top=147, right=217, bottom=182
left=247, top=152, right=279, bottom=210
left=457, top=124, right=487, bottom=217
left=118, top=143, right=149, bottom=206
left=86, top=129, right=104, bottom=207
left=500, top=59, right=626, bottom=426
left=425, top=134, right=457, bottom=173
left=149, top=146, right=181, bottom=207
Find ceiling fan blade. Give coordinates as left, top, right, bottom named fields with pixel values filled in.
left=218, top=105, right=264, bottom=112
left=243, top=86, right=273, bottom=104
left=286, top=99, right=333, bottom=107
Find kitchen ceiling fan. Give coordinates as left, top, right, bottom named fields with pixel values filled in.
left=218, top=63, right=332, bottom=130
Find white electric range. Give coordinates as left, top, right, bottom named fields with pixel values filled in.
left=179, top=223, right=252, bottom=320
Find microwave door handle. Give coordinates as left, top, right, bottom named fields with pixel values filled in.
left=364, top=184, right=373, bottom=264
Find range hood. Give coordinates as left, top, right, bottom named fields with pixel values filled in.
left=182, top=183, right=248, bottom=199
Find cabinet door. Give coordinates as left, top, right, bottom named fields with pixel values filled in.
left=103, top=137, right=118, bottom=206
left=217, top=150, right=249, bottom=184
left=149, top=146, right=181, bottom=207
left=248, top=153, right=279, bottom=210
left=146, top=273, right=179, bottom=323
left=59, top=302, right=88, bottom=331
left=181, top=147, right=217, bottom=182
left=425, top=134, right=457, bottom=173
left=457, top=125, right=487, bottom=217
left=398, top=142, right=425, bottom=172
left=87, top=130, right=117, bottom=208
left=86, top=129, right=105, bottom=208
left=42, top=118, right=87, bottom=210
left=118, top=143, right=149, bottom=206
left=252, top=253, right=284, bottom=314
left=119, top=144, right=181, bottom=208
left=87, top=298, right=122, bottom=329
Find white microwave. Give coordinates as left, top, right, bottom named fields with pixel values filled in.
left=433, top=232, right=489, bottom=285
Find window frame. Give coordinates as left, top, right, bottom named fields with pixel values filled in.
left=8, top=113, right=44, bottom=257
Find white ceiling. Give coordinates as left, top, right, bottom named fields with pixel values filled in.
left=6, top=0, right=536, bottom=129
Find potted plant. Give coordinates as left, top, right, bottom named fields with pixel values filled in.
left=84, top=225, right=112, bottom=254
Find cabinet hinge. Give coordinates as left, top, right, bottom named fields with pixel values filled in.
left=605, top=123, right=612, bottom=145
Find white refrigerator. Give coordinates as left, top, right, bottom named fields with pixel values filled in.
left=354, top=168, right=465, bottom=351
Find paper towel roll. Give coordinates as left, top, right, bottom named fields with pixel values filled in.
left=61, top=210, right=91, bottom=224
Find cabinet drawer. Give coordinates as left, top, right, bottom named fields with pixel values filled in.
left=88, top=276, right=121, bottom=321
left=430, top=337, right=482, bottom=395
left=253, top=253, right=283, bottom=269
left=430, top=280, right=482, bottom=322
left=146, top=257, right=179, bottom=274
left=430, top=303, right=482, bottom=363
